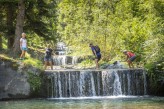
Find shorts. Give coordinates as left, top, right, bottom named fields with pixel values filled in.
left=22, top=47, right=27, bottom=51
left=44, top=57, right=52, bottom=62
left=129, top=55, right=136, bottom=62
left=96, top=55, right=101, bottom=61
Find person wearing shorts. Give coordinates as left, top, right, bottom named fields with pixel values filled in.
left=44, top=44, right=53, bottom=70
left=20, top=33, right=27, bottom=60
left=89, top=43, right=101, bottom=69
left=123, top=50, right=136, bottom=68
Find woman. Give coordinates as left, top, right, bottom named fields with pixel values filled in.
left=20, top=33, right=27, bottom=60
left=44, top=44, right=53, bottom=70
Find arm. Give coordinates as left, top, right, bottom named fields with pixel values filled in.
left=91, top=47, right=96, bottom=56
left=126, top=55, right=128, bottom=61
left=93, top=50, right=97, bottom=57
left=26, top=40, right=28, bottom=48
left=20, top=39, right=22, bottom=50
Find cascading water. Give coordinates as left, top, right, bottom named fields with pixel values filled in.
left=53, top=56, right=79, bottom=66
left=44, top=69, right=147, bottom=98
left=72, top=56, right=78, bottom=65
left=53, top=56, right=67, bottom=66
left=113, top=71, right=122, bottom=96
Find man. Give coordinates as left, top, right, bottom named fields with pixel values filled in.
left=44, top=44, right=53, bottom=70
left=89, top=43, right=101, bottom=69
left=123, top=50, right=136, bottom=68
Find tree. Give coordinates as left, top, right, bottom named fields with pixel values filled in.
left=0, top=1, right=17, bottom=49
left=0, top=35, right=2, bottom=49
left=6, top=3, right=17, bottom=49
left=13, top=0, right=25, bottom=54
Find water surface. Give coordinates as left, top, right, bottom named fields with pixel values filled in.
left=0, top=96, right=164, bottom=109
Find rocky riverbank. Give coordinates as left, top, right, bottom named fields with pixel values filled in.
left=0, top=59, right=43, bottom=100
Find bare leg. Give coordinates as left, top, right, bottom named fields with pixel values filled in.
left=49, top=61, right=53, bottom=70
left=23, top=51, right=26, bottom=58
left=128, top=60, right=134, bottom=68
left=127, top=60, right=131, bottom=68
left=44, top=61, right=48, bottom=70
left=95, top=59, right=99, bottom=69
left=130, top=62, right=134, bottom=68
left=20, top=50, right=25, bottom=58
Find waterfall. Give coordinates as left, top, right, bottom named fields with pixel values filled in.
left=90, top=72, right=96, bottom=96
left=68, top=72, right=72, bottom=97
left=44, top=69, right=147, bottom=98
left=57, top=72, right=62, bottom=97
left=79, top=71, right=85, bottom=96
left=102, top=71, right=113, bottom=96
left=113, top=71, right=122, bottom=96
left=72, top=56, right=78, bottom=65
left=53, top=56, right=66, bottom=66
left=127, top=73, right=132, bottom=95
left=53, top=56, right=79, bottom=66
left=143, top=71, right=147, bottom=95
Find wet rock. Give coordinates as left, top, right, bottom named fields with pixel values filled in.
left=100, top=61, right=127, bottom=69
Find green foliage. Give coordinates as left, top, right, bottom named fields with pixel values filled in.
left=56, top=0, right=163, bottom=63
left=23, top=53, right=43, bottom=69
left=56, top=0, right=164, bottom=93
left=78, top=58, right=94, bottom=68
left=2, top=36, right=7, bottom=49
left=27, top=71, right=42, bottom=93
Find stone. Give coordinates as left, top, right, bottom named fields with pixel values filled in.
left=0, top=61, right=42, bottom=100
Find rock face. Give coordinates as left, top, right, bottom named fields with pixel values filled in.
left=0, top=61, right=42, bottom=100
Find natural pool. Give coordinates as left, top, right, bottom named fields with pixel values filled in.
left=0, top=96, right=164, bottom=109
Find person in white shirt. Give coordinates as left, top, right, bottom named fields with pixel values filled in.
left=20, top=33, right=27, bottom=60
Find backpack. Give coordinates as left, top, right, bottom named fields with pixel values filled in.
left=45, top=48, right=52, bottom=58
left=94, top=45, right=100, bottom=53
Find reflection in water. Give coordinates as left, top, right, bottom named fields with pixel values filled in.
left=0, top=97, right=164, bottom=109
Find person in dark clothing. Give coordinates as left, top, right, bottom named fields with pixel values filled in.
left=44, top=44, right=53, bottom=70
left=89, top=43, right=101, bottom=69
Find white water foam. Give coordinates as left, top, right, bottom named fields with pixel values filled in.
left=48, top=95, right=140, bottom=100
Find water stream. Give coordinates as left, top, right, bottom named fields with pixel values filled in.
left=0, top=96, right=164, bottom=109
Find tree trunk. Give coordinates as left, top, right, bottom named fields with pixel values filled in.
left=6, top=4, right=15, bottom=49
left=0, top=35, right=2, bottom=49
left=13, top=0, right=25, bottom=54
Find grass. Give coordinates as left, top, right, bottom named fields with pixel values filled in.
left=0, top=52, right=43, bottom=70
left=22, top=53, right=43, bottom=69
left=0, top=54, right=16, bottom=62
left=28, top=46, right=45, bottom=53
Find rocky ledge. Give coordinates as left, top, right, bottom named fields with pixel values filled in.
left=0, top=60, right=43, bottom=100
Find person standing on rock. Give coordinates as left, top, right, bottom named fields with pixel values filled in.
left=20, top=33, right=28, bottom=60
left=123, top=50, right=136, bottom=68
left=44, top=44, right=53, bottom=70
left=89, top=43, right=101, bottom=69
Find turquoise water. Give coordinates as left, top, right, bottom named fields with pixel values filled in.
left=0, top=96, right=164, bottom=109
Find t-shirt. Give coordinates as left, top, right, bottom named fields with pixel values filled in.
left=91, top=46, right=101, bottom=56
left=20, top=38, right=27, bottom=48
left=45, top=48, right=53, bottom=58
left=127, top=52, right=135, bottom=58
